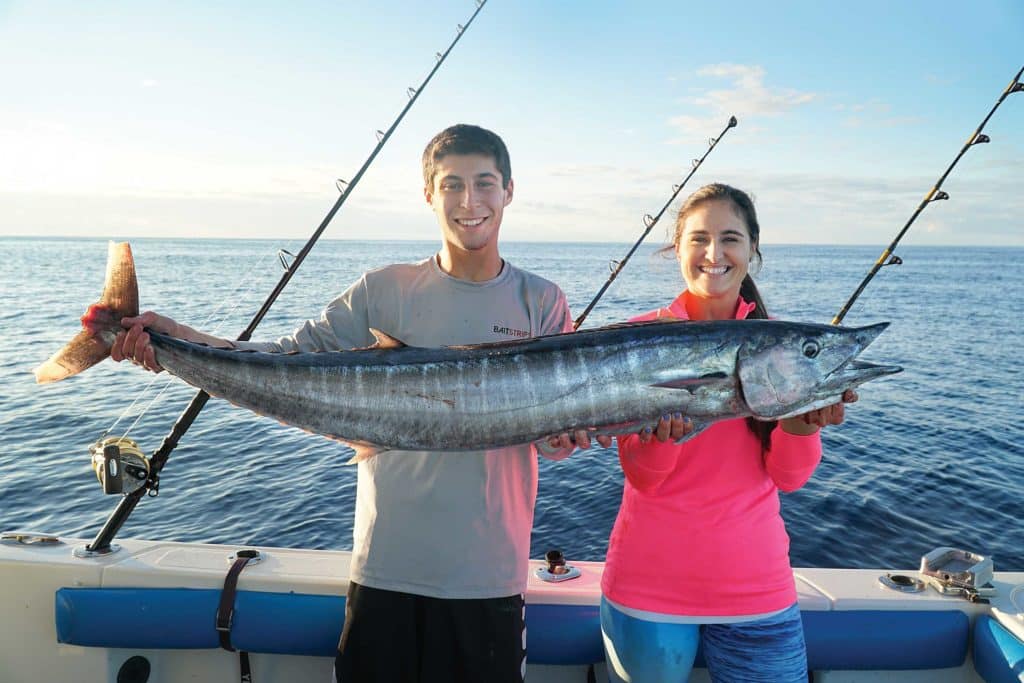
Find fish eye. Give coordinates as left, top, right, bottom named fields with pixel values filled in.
left=802, top=341, right=821, bottom=358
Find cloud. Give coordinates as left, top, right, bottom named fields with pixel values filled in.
left=731, top=170, right=1024, bottom=245
left=2, top=166, right=1021, bottom=246
left=667, top=63, right=817, bottom=142
left=513, top=160, right=1024, bottom=246
left=974, top=154, right=1024, bottom=171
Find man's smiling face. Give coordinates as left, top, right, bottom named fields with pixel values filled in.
left=425, top=153, right=513, bottom=259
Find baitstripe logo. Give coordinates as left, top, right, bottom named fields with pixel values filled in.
left=494, top=325, right=529, bottom=338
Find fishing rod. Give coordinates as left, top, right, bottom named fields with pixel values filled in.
left=83, top=0, right=489, bottom=555
left=832, top=65, right=1023, bottom=326
left=572, top=116, right=737, bottom=330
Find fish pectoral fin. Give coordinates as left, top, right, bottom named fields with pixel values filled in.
left=343, top=440, right=390, bottom=464
left=367, top=328, right=407, bottom=350
left=650, top=371, right=728, bottom=390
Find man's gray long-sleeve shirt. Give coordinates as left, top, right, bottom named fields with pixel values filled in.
left=238, top=256, right=572, bottom=598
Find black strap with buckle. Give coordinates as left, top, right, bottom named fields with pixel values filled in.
left=216, top=549, right=260, bottom=683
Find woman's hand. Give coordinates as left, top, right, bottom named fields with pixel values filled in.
left=638, top=413, right=694, bottom=444
left=781, top=389, right=858, bottom=435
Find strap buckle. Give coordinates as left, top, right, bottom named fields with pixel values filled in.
left=215, top=608, right=234, bottom=633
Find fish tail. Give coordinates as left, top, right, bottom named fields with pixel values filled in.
left=33, top=242, right=140, bottom=383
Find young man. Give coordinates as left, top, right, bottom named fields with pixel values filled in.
left=112, top=124, right=594, bottom=682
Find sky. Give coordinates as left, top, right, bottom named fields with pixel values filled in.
left=1, top=0, right=1021, bottom=245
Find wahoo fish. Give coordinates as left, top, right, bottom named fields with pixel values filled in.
left=35, top=242, right=901, bottom=458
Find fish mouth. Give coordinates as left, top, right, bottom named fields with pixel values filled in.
left=822, top=358, right=904, bottom=393
left=823, top=321, right=900, bottom=388
left=817, top=322, right=897, bottom=391
left=834, top=358, right=902, bottom=381
left=769, top=359, right=903, bottom=420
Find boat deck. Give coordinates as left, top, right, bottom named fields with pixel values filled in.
left=2, top=533, right=1022, bottom=682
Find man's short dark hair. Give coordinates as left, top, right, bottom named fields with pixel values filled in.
left=422, top=124, right=512, bottom=190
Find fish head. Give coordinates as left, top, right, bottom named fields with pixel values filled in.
left=737, top=321, right=901, bottom=419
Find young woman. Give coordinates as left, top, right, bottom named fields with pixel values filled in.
left=600, top=183, right=855, bottom=683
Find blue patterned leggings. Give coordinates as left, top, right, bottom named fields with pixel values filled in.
left=601, top=598, right=808, bottom=682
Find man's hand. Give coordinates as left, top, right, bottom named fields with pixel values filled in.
left=111, top=311, right=175, bottom=373
left=546, top=429, right=613, bottom=450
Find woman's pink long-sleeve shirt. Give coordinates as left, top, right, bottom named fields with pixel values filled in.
left=601, top=291, right=822, bottom=616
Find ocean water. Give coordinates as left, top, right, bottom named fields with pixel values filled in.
left=1, top=237, right=1022, bottom=571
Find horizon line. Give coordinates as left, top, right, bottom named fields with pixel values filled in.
left=2, top=234, right=1021, bottom=249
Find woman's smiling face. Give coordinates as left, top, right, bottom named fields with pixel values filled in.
left=676, top=199, right=755, bottom=305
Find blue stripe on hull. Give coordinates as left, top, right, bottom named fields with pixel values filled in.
left=56, top=588, right=970, bottom=670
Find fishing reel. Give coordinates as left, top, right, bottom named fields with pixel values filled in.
left=89, top=436, right=151, bottom=495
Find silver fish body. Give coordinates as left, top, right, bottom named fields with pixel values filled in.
left=33, top=243, right=901, bottom=455
left=145, top=318, right=900, bottom=452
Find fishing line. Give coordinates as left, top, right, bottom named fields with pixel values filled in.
left=103, top=249, right=284, bottom=443
left=86, top=0, right=490, bottom=553
left=832, top=65, right=1023, bottom=325
left=573, top=116, right=737, bottom=330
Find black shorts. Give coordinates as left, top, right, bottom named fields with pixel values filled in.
left=335, top=582, right=526, bottom=683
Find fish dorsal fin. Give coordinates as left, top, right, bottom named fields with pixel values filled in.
left=368, top=328, right=407, bottom=350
